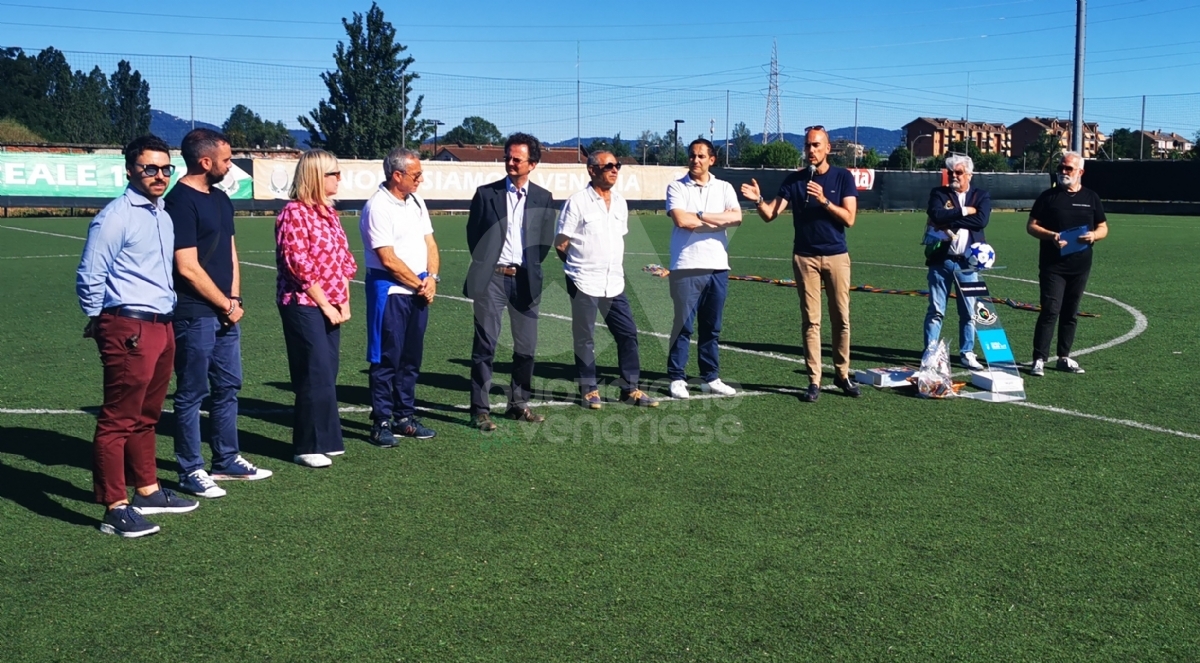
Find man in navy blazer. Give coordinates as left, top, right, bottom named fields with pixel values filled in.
left=463, top=132, right=557, bottom=430
left=923, top=154, right=991, bottom=370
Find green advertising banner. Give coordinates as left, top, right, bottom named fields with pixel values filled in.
left=0, top=152, right=253, bottom=200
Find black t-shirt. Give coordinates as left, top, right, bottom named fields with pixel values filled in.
left=1030, top=186, right=1106, bottom=268
left=777, top=166, right=857, bottom=256
left=165, top=183, right=235, bottom=319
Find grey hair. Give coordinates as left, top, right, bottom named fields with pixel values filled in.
left=945, top=153, right=974, bottom=174
left=1061, top=150, right=1085, bottom=168
left=586, top=150, right=614, bottom=168
left=383, top=147, right=421, bottom=179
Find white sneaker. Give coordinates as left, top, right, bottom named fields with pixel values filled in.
left=961, top=352, right=984, bottom=370
left=324, top=450, right=346, bottom=456
left=294, top=453, right=333, bottom=468
left=669, top=379, right=690, bottom=399
left=700, top=378, right=736, bottom=396
left=1030, top=359, right=1045, bottom=377
left=1056, top=356, right=1085, bottom=374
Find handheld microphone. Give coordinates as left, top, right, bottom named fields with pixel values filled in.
left=803, top=164, right=816, bottom=205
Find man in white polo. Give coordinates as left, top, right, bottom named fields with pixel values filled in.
left=664, top=138, right=743, bottom=399
left=554, top=150, right=658, bottom=409
left=360, top=147, right=440, bottom=446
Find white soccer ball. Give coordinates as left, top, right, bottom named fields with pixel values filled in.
left=966, top=242, right=996, bottom=270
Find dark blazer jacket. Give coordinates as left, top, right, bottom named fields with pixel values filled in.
left=462, top=177, right=557, bottom=308
left=925, top=185, right=991, bottom=266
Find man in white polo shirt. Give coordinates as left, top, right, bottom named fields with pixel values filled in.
left=555, top=150, right=658, bottom=410
left=664, top=138, right=743, bottom=399
left=360, top=147, right=441, bottom=446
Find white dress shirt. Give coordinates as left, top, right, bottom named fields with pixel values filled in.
left=498, top=177, right=527, bottom=266
left=360, top=185, right=433, bottom=295
left=665, top=174, right=740, bottom=271
left=556, top=185, right=629, bottom=298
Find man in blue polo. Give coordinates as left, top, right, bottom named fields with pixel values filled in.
left=166, top=128, right=271, bottom=498
left=741, top=126, right=859, bottom=403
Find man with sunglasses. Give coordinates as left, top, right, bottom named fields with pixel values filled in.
left=555, top=151, right=658, bottom=409
left=1025, top=151, right=1108, bottom=377
left=166, top=128, right=270, bottom=499
left=77, top=135, right=199, bottom=537
left=665, top=138, right=743, bottom=400
left=361, top=147, right=440, bottom=444
left=741, top=126, right=859, bottom=403
left=463, top=133, right=558, bottom=430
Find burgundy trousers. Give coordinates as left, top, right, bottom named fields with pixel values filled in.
left=92, top=314, right=174, bottom=505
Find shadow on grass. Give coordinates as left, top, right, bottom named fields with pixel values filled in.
left=0, top=427, right=98, bottom=527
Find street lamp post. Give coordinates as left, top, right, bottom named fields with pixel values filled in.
left=909, top=133, right=933, bottom=170
left=427, top=119, right=445, bottom=156
left=673, top=119, right=685, bottom=165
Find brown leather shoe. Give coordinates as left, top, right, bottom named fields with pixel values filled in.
left=471, top=412, right=497, bottom=431
left=504, top=406, right=545, bottom=423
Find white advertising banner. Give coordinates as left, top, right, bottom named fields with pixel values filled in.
left=254, top=160, right=687, bottom=202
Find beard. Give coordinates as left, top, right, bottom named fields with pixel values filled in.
left=206, top=169, right=228, bottom=186
left=1056, top=173, right=1075, bottom=188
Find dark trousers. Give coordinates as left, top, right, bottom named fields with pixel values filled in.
left=278, top=303, right=344, bottom=455
left=369, top=293, right=428, bottom=421
left=1033, top=257, right=1093, bottom=361
left=92, top=314, right=174, bottom=505
left=566, top=276, right=641, bottom=394
left=173, top=316, right=242, bottom=475
left=471, top=270, right=538, bottom=414
left=667, top=269, right=728, bottom=382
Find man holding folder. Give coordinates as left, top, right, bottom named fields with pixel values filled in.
left=1025, top=151, right=1108, bottom=377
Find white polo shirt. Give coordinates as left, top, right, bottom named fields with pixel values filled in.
left=557, top=185, right=629, bottom=298
left=360, top=185, right=434, bottom=295
left=665, top=173, right=739, bottom=271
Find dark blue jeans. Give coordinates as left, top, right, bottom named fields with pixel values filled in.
left=173, top=316, right=242, bottom=476
left=369, top=293, right=428, bottom=421
left=278, top=303, right=344, bottom=456
left=667, top=269, right=728, bottom=382
left=566, top=276, right=640, bottom=394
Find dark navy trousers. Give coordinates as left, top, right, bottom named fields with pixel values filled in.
left=369, top=293, right=428, bottom=421
left=566, top=276, right=640, bottom=394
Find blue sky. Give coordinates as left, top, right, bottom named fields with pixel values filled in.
left=3, top=0, right=1199, bottom=142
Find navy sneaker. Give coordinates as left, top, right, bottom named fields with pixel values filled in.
left=211, top=455, right=273, bottom=481
left=99, top=505, right=161, bottom=538
left=178, top=469, right=227, bottom=498
left=370, top=419, right=398, bottom=447
left=130, top=488, right=199, bottom=515
left=800, top=384, right=821, bottom=403
left=833, top=375, right=862, bottom=398
left=395, top=416, right=436, bottom=439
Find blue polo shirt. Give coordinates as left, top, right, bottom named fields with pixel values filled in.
left=778, top=166, right=857, bottom=256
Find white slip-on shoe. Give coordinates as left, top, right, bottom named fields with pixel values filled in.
left=668, top=379, right=690, bottom=399
left=700, top=378, right=736, bottom=396
left=294, top=453, right=333, bottom=468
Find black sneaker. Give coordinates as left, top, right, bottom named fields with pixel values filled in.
left=370, top=419, right=398, bottom=447
left=396, top=416, right=436, bottom=439
left=130, top=488, right=198, bottom=515
left=800, top=384, right=821, bottom=403
left=833, top=375, right=862, bottom=398
left=99, top=505, right=161, bottom=538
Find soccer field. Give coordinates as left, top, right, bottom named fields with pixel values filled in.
left=1, top=210, right=1198, bottom=661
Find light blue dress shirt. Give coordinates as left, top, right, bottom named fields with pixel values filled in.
left=76, top=185, right=177, bottom=317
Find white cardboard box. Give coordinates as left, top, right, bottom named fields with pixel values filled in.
left=855, top=367, right=916, bottom=388
left=970, top=369, right=1025, bottom=393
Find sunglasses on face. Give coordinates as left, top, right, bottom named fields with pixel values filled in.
left=596, top=163, right=621, bottom=171
left=505, top=156, right=530, bottom=164
left=136, top=164, right=175, bottom=178
left=325, top=171, right=341, bottom=178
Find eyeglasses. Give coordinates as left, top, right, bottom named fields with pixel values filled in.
left=596, top=163, right=622, bottom=171
left=325, top=171, right=341, bottom=178
left=136, top=164, right=175, bottom=178
left=407, top=171, right=425, bottom=180
left=804, top=125, right=825, bottom=132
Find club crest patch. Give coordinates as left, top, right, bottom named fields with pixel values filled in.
left=973, top=301, right=998, bottom=325
left=944, top=199, right=956, bottom=210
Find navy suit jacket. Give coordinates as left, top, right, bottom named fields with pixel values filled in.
left=925, top=185, right=991, bottom=265
left=463, top=177, right=557, bottom=308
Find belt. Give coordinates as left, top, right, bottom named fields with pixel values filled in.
left=494, top=264, right=520, bottom=277
left=101, top=307, right=173, bottom=323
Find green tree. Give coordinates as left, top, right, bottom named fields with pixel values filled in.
left=1101, top=128, right=1149, bottom=161
left=634, top=130, right=659, bottom=164
left=223, top=104, right=296, bottom=148
left=443, top=116, right=502, bottom=145
left=740, top=140, right=801, bottom=168
left=730, top=122, right=753, bottom=164
left=609, top=132, right=631, bottom=158
left=107, top=60, right=151, bottom=144
left=860, top=148, right=882, bottom=169
left=1021, top=132, right=1065, bottom=171
left=886, top=145, right=912, bottom=170
left=60, top=67, right=114, bottom=144
left=0, top=47, right=58, bottom=139
left=300, top=2, right=427, bottom=158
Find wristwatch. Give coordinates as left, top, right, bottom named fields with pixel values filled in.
left=429, top=273, right=440, bottom=283
left=697, top=210, right=705, bottom=221
left=822, top=199, right=832, bottom=208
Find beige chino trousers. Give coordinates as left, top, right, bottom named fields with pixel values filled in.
left=791, top=253, right=852, bottom=385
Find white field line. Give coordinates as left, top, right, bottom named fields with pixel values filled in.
left=0, top=254, right=78, bottom=260
left=0, top=227, right=1186, bottom=441
left=0, top=225, right=91, bottom=241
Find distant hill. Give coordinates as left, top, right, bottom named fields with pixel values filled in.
left=149, top=110, right=220, bottom=147
left=550, top=127, right=904, bottom=156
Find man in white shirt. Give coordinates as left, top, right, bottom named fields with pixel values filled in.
left=555, top=151, right=658, bottom=410
left=361, top=147, right=440, bottom=445
left=664, top=138, right=743, bottom=399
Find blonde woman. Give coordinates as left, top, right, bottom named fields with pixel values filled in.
left=275, top=150, right=358, bottom=467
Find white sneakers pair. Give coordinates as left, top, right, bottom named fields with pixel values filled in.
left=293, top=450, right=344, bottom=468
left=669, top=378, right=736, bottom=399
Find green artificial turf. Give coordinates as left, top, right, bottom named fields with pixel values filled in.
left=0, top=211, right=1197, bottom=662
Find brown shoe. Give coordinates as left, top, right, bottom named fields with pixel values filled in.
left=504, top=406, right=545, bottom=423
left=471, top=412, right=497, bottom=432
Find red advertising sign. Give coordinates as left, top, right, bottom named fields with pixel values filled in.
left=848, top=168, right=875, bottom=191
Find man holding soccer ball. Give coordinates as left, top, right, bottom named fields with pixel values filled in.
left=922, top=154, right=991, bottom=371
left=1025, top=151, right=1108, bottom=377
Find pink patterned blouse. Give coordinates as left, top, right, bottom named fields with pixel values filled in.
left=275, top=201, right=358, bottom=306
